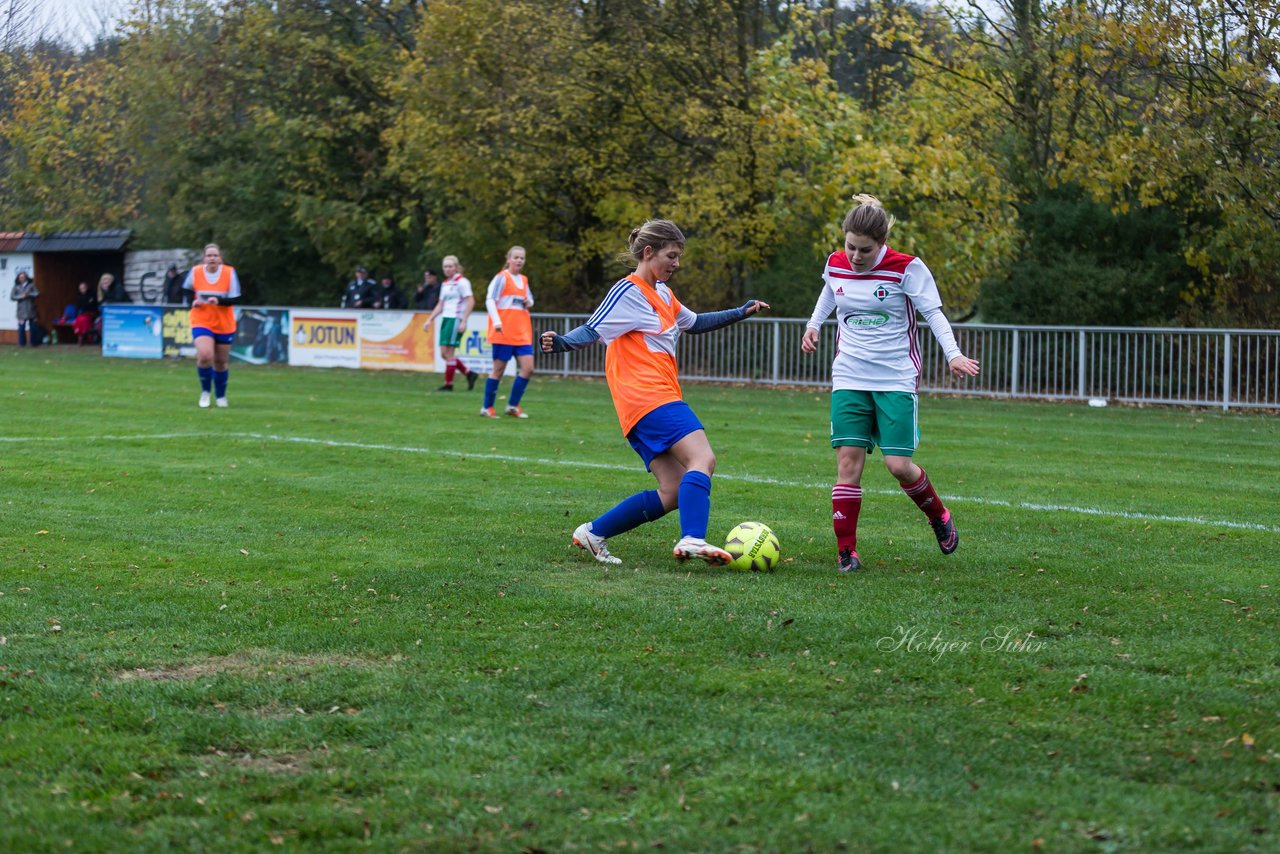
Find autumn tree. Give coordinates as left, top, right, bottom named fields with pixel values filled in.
left=1052, top=0, right=1280, bottom=326
left=0, top=49, right=139, bottom=231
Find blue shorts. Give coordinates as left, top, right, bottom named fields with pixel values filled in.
left=192, top=327, right=235, bottom=344
left=491, top=343, right=534, bottom=362
left=626, top=401, right=704, bottom=471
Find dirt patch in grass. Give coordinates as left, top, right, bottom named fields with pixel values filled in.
left=200, top=749, right=318, bottom=776
left=117, top=651, right=381, bottom=681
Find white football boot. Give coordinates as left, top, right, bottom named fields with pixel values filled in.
left=673, top=536, right=731, bottom=566
left=573, top=523, right=621, bottom=565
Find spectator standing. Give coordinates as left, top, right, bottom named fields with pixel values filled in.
left=341, top=266, right=376, bottom=308
left=99, top=273, right=131, bottom=303
left=413, top=269, right=440, bottom=312
left=10, top=271, right=39, bottom=347
left=373, top=274, right=407, bottom=310
left=162, top=264, right=187, bottom=305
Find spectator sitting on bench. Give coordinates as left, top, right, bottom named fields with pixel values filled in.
left=73, top=281, right=100, bottom=345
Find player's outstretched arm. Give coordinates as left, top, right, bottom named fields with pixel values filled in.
left=541, top=324, right=600, bottom=354
left=686, top=299, right=770, bottom=335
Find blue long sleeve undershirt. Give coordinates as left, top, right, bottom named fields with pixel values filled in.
left=686, top=301, right=754, bottom=334
left=544, top=300, right=756, bottom=353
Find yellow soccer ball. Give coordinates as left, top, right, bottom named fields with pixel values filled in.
left=724, top=522, right=781, bottom=572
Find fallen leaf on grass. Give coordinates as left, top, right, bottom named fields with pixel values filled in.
left=240, top=549, right=250, bottom=556
left=483, top=805, right=502, bottom=814
left=1242, top=733, right=1255, bottom=749
left=36, top=530, right=48, bottom=535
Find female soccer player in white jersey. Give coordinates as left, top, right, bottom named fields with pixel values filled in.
left=425, top=255, right=480, bottom=392
left=541, top=220, right=769, bottom=566
left=801, top=195, right=980, bottom=573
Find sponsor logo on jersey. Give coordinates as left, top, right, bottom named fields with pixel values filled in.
left=834, top=286, right=844, bottom=295
left=842, top=311, right=890, bottom=328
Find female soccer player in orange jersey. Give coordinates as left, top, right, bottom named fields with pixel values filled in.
left=482, top=246, right=536, bottom=417
left=183, top=243, right=243, bottom=408
left=541, top=220, right=769, bottom=565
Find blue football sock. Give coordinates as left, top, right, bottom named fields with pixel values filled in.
left=592, top=490, right=666, bottom=539
left=678, top=470, right=713, bottom=539
left=198, top=366, right=213, bottom=392
left=214, top=370, right=228, bottom=398
left=483, top=378, right=499, bottom=410
left=509, top=375, right=529, bottom=407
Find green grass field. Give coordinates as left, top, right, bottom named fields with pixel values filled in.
left=2, top=347, right=1276, bottom=852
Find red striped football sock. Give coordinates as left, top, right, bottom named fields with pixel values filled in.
left=902, top=469, right=946, bottom=521
left=832, top=484, right=861, bottom=553
left=444, top=363, right=457, bottom=385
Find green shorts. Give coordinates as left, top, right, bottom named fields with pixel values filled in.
left=830, top=389, right=919, bottom=456
left=439, top=317, right=464, bottom=348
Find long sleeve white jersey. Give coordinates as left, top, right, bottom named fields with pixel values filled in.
left=806, top=245, right=961, bottom=393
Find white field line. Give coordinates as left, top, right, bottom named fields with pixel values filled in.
left=4, top=430, right=1278, bottom=535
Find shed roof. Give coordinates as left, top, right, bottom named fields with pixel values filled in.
left=17, top=229, right=131, bottom=252
left=0, top=231, right=27, bottom=252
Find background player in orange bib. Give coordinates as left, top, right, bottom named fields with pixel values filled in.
left=481, top=246, right=536, bottom=417
left=541, top=220, right=769, bottom=565
left=182, top=243, right=243, bottom=408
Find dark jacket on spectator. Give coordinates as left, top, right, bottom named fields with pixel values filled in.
left=102, top=279, right=132, bottom=303
left=162, top=268, right=186, bottom=305
left=413, top=282, right=440, bottom=311
left=342, top=275, right=376, bottom=308
left=373, top=282, right=407, bottom=310
left=76, top=288, right=100, bottom=317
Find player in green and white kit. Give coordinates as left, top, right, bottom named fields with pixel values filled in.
left=425, top=254, right=480, bottom=391
left=802, top=195, right=981, bottom=573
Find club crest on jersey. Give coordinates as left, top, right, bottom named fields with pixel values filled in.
left=873, top=285, right=890, bottom=301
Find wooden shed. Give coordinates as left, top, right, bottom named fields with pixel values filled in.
left=1, top=229, right=130, bottom=343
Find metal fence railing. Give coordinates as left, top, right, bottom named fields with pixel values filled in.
left=532, top=314, right=1280, bottom=411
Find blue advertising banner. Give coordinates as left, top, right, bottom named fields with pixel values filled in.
left=102, top=306, right=164, bottom=359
